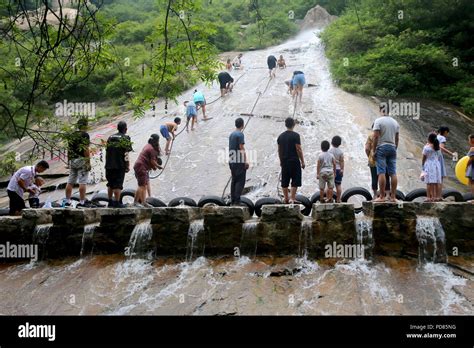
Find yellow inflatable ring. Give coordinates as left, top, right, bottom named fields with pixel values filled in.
left=455, top=156, right=470, bottom=186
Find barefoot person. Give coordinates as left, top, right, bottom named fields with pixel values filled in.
left=218, top=71, right=234, bottom=97
left=267, top=55, right=278, bottom=78
left=317, top=141, right=336, bottom=203
left=422, top=133, right=442, bottom=202
left=226, top=58, right=232, bottom=71
left=228, top=118, right=249, bottom=206
left=436, top=126, right=456, bottom=200
left=160, top=117, right=181, bottom=154
left=365, top=126, right=391, bottom=199
left=7, top=160, right=49, bottom=215
left=232, top=53, right=243, bottom=69
left=277, top=117, right=306, bottom=204
left=193, top=90, right=208, bottom=120
left=329, top=135, right=344, bottom=203
left=184, top=101, right=197, bottom=131
left=133, top=134, right=162, bottom=207
left=277, top=55, right=286, bottom=69
left=105, top=121, right=133, bottom=208
left=292, top=71, right=305, bottom=102
left=372, top=104, right=400, bottom=202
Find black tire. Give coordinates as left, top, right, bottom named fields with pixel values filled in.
left=310, top=191, right=337, bottom=204
left=198, top=195, right=226, bottom=207
left=405, top=188, right=427, bottom=202
left=341, top=187, right=373, bottom=203
left=442, top=189, right=464, bottom=202
left=146, top=197, right=167, bottom=207
left=296, top=194, right=312, bottom=216
left=91, top=192, right=110, bottom=205
left=120, top=188, right=136, bottom=204
left=463, top=193, right=474, bottom=201
left=240, top=197, right=255, bottom=217
left=168, top=197, right=197, bottom=207
left=395, top=190, right=406, bottom=201
left=254, top=197, right=281, bottom=217
left=0, top=208, right=9, bottom=216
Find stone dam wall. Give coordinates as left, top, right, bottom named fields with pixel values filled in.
left=0, top=202, right=472, bottom=262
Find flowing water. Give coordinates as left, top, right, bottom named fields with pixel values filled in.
left=240, top=220, right=259, bottom=258
left=355, top=213, right=374, bottom=259
left=186, top=219, right=205, bottom=262
left=127, top=221, right=153, bottom=259
left=80, top=223, right=99, bottom=257
left=416, top=217, right=447, bottom=264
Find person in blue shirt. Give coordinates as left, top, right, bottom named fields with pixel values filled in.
left=193, top=90, right=208, bottom=120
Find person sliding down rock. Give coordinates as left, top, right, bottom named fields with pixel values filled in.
left=105, top=121, right=133, bottom=208
left=133, top=134, right=162, bottom=208
left=277, top=117, right=305, bottom=204
left=228, top=118, right=249, bottom=206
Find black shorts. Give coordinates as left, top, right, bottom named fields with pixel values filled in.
left=219, top=80, right=228, bottom=89
left=268, top=62, right=276, bottom=70
left=8, top=190, right=25, bottom=216
left=281, top=161, right=302, bottom=188
left=106, top=169, right=126, bottom=190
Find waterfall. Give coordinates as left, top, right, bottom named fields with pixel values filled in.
left=299, top=219, right=313, bottom=258
left=80, top=223, right=99, bottom=257
left=33, top=224, right=52, bottom=245
left=355, top=213, right=373, bottom=259
left=127, top=220, right=153, bottom=258
left=416, top=217, right=447, bottom=264
left=186, top=219, right=204, bottom=262
left=240, top=220, right=259, bottom=258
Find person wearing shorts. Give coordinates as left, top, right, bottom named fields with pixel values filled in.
left=193, top=90, right=208, bottom=120
left=7, top=161, right=49, bottom=215
left=328, top=136, right=344, bottom=203
left=267, top=55, right=277, bottom=78
left=372, top=104, right=400, bottom=202
left=292, top=71, right=305, bottom=102
left=160, top=117, right=181, bottom=154
left=277, top=117, right=305, bottom=204
left=133, top=134, right=162, bottom=207
left=317, top=141, right=336, bottom=203
left=184, top=101, right=197, bottom=131
left=105, top=121, right=133, bottom=208
left=64, top=118, right=92, bottom=208
left=218, top=72, right=234, bottom=97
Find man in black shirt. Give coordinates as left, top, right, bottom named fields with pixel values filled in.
left=228, top=118, right=249, bottom=205
left=218, top=72, right=234, bottom=97
left=277, top=117, right=306, bottom=204
left=105, top=121, right=133, bottom=208
left=64, top=118, right=91, bottom=208
left=267, top=55, right=278, bottom=78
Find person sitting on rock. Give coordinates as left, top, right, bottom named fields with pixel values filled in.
left=277, top=55, right=287, bottom=69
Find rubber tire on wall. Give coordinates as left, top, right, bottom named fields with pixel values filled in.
left=198, top=196, right=226, bottom=207
left=146, top=197, right=167, bottom=207
left=310, top=191, right=337, bottom=204
left=168, top=197, right=197, bottom=207
left=239, top=197, right=255, bottom=217
left=70, top=193, right=81, bottom=202
left=463, top=192, right=474, bottom=201
left=0, top=208, right=9, bottom=216
left=341, top=187, right=373, bottom=203
left=395, top=190, right=406, bottom=201
left=120, top=188, right=136, bottom=204
left=295, top=194, right=312, bottom=216
left=442, top=189, right=464, bottom=202
left=254, top=197, right=281, bottom=217
left=405, top=188, right=427, bottom=202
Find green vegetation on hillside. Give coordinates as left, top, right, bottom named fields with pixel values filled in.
left=321, top=0, right=474, bottom=114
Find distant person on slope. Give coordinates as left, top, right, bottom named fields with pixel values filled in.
left=232, top=53, right=243, bottom=69
left=292, top=70, right=305, bottom=102
left=226, top=58, right=232, bottom=71
left=278, top=55, right=287, bottom=69
left=278, top=117, right=306, bottom=204
left=160, top=118, right=181, bottom=155
left=184, top=101, right=198, bottom=131
left=133, top=134, right=162, bottom=207
left=193, top=90, right=208, bottom=120
left=105, top=121, right=133, bottom=208
left=267, top=55, right=278, bottom=78
left=218, top=71, right=234, bottom=97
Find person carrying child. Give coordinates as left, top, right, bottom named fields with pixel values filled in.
left=317, top=140, right=336, bottom=203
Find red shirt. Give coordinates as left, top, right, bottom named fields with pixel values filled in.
left=134, top=144, right=159, bottom=170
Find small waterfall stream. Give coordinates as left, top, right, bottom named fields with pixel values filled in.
left=416, top=217, right=447, bottom=264
left=299, top=219, right=313, bottom=258
left=240, top=220, right=259, bottom=258
left=80, top=223, right=99, bottom=257
left=186, top=219, right=205, bottom=262
left=355, top=213, right=373, bottom=259
left=127, top=221, right=153, bottom=259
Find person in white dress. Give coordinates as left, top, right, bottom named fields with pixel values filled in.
left=422, top=133, right=442, bottom=202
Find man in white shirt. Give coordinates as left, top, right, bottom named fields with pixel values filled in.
left=372, top=104, right=400, bottom=202
left=7, top=160, right=49, bottom=215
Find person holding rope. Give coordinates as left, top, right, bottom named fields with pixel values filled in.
left=160, top=117, right=181, bottom=155
left=193, top=90, right=208, bottom=120
left=218, top=71, right=234, bottom=97
left=184, top=101, right=198, bottom=131
left=133, top=134, right=162, bottom=207
left=292, top=70, right=305, bottom=102
left=277, top=117, right=305, bottom=204
left=267, top=55, right=278, bottom=78
left=228, top=118, right=249, bottom=206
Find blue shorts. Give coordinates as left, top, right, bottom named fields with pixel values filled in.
left=160, top=125, right=171, bottom=140
left=195, top=100, right=205, bottom=107
left=293, top=74, right=305, bottom=87
left=335, top=169, right=343, bottom=185
left=186, top=106, right=197, bottom=118
left=376, top=144, right=397, bottom=175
